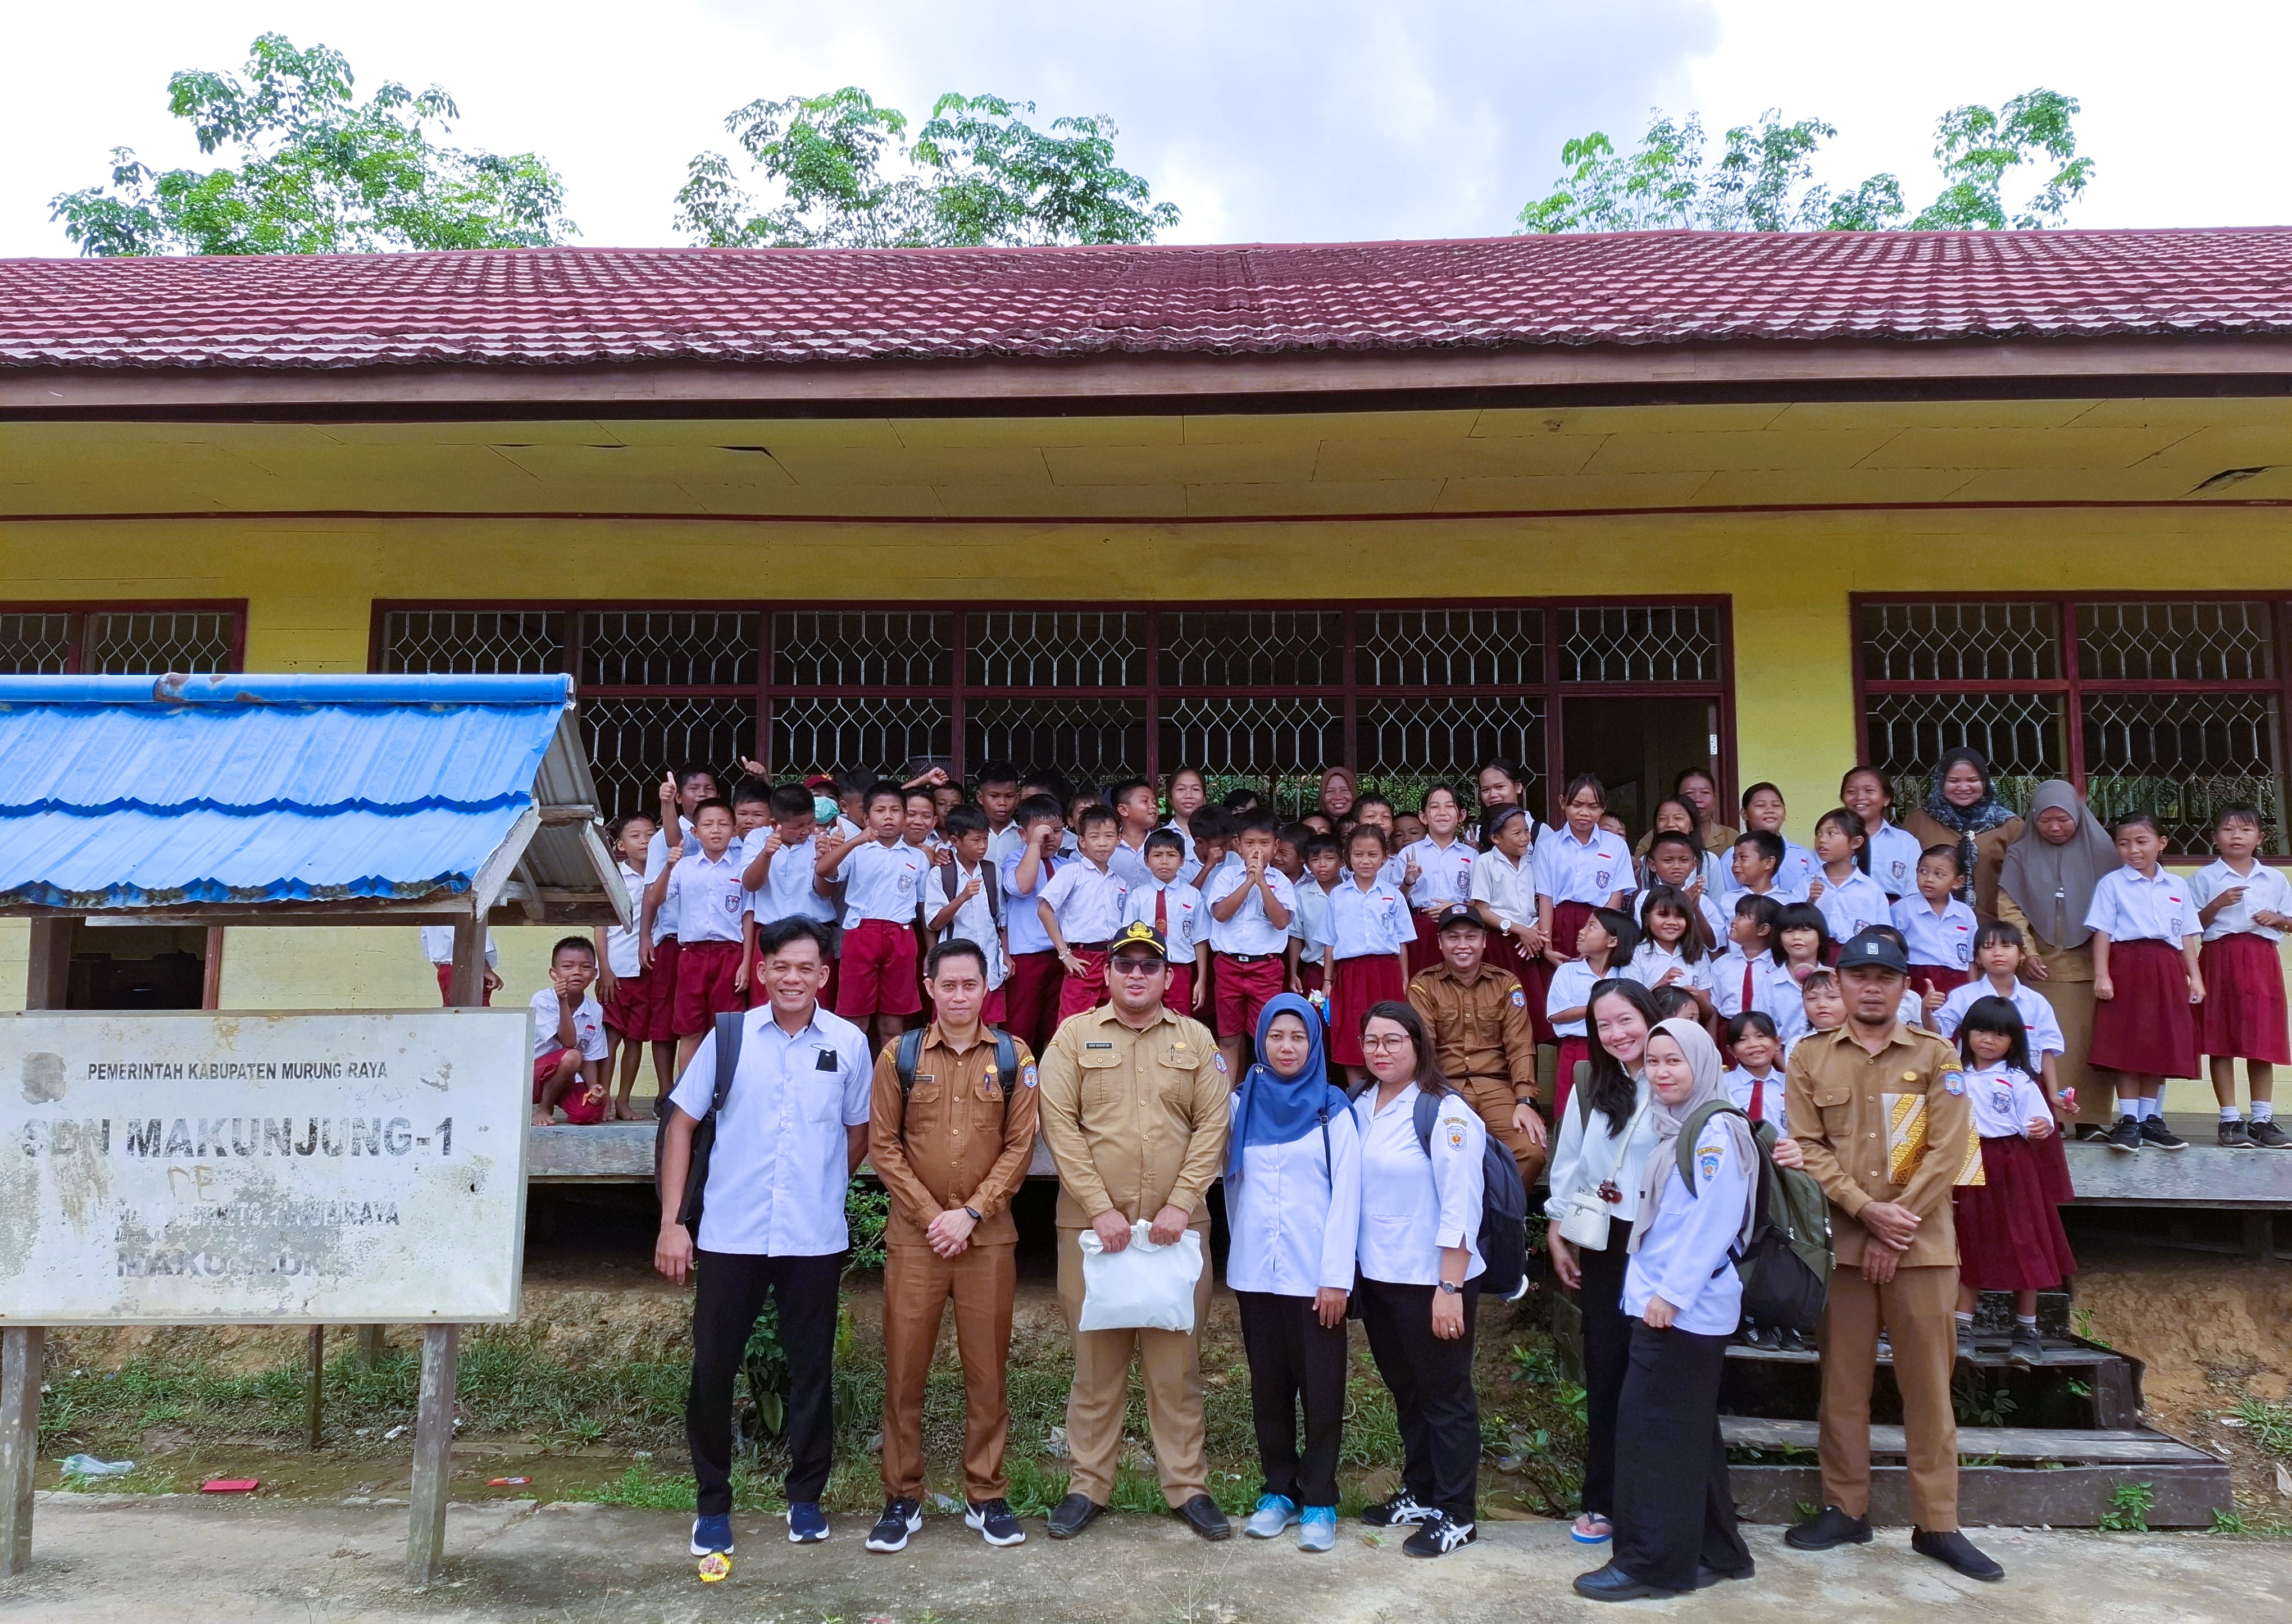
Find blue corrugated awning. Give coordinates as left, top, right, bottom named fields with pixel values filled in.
left=0, top=673, right=625, bottom=922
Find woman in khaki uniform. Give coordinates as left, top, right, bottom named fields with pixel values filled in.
left=1995, top=781, right=2118, bottom=1129
left=1902, top=749, right=2023, bottom=922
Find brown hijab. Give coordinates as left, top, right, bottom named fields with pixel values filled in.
left=1998, top=780, right=2118, bottom=950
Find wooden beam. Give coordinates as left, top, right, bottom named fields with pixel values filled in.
left=304, top=1326, right=326, bottom=1450
left=1, top=1326, right=44, bottom=1576
left=24, top=918, right=73, bottom=1011
left=201, top=926, right=226, bottom=1011
left=404, top=1323, right=460, bottom=1587
left=447, top=917, right=488, bottom=1009
left=356, top=1324, right=387, bottom=1369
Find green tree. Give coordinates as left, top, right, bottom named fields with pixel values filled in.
left=1517, top=88, right=2088, bottom=234
left=50, top=33, right=574, bottom=256
left=674, top=87, right=1179, bottom=248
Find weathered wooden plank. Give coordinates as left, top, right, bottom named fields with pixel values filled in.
left=2064, top=1136, right=2292, bottom=1208
left=404, top=1323, right=461, bottom=1587
left=1, top=1326, right=44, bottom=1576
left=1721, top=1415, right=2218, bottom=1464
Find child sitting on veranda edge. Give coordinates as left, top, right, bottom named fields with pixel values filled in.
left=532, top=936, right=612, bottom=1126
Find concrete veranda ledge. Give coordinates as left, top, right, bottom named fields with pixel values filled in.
left=4, top=1492, right=2286, bottom=1622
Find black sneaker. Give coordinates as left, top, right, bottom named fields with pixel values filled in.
left=2105, top=1115, right=2142, bottom=1152
left=1402, top=1513, right=1476, bottom=1557
left=2009, top=1323, right=2045, bottom=1367
left=2140, top=1116, right=2188, bottom=1151
left=2221, top=1117, right=2254, bottom=1148
left=965, top=1498, right=1026, bottom=1547
left=1956, top=1320, right=1977, bottom=1363
left=864, top=1497, right=922, bottom=1553
left=1777, top=1325, right=1812, bottom=1353
left=2251, top=1118, right=2292, bottom=1149
left=1362, top=1489, right=1438, bottom=1527
left=1785, top=1505, right=1873, bottom=1550
left=1912, top=1526, right=2004, bottom=1581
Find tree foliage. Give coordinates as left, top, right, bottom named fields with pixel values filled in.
left=49, top=33, right=575, bottom=256
left=1516, top=88, right=2090, bottom=234
left=674, top=88, right=1180, bottom=249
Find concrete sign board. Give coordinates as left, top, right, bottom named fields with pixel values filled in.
left=0, top=1011, right=530, bottom=1325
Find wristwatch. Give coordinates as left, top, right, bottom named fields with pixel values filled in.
left=1438, top=1280, right=1463, bottom=1295
left=962, top=1206, right=983, bottom=1223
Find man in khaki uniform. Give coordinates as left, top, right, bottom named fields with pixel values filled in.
left=1408, top=906, right=1549, bottom=1187
left=865, top=940, right=1039, bottom=1553
left=1784, top=930, right=2002, bottom=1583
left=1036, top=920, right=1233, bottom=1542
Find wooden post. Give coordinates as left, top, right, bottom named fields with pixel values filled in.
left=404, top=1323, right=461, bottom=1587
left=1, top=1327, right=46, bottom=1577
left=304, top=1326, right=326, bottom=1450
left=447, top=915, right=487, bottom=1009
left=356, top=1324, right=386, bottom=1369
left=24, top=919, right=74, bottom=1014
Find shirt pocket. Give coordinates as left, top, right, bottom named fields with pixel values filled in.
left=1808, top=1081, right=1854, bottom=1137
left=1079, top=1048, right=1126, bottom=1109
left=1157, top=1050, right=1203, bottom=1107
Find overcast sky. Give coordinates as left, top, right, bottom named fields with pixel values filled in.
left=3, top=1, right=2285, bottom=257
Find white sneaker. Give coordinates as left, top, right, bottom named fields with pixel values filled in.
left=1245, top=1494, right=1299, bottom=1538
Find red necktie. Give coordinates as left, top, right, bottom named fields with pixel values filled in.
left=1154, top=888, right=1167, bottom=936
left=1741, top=959, right=1756, bottom=1012
left=1749, top=1074, right=1766, bottom=1123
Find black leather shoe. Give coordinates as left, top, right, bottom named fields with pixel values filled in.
left=1695, top=1562, right=1754, bottom=1587
left=1174, top=1493, right=1232, bottom=1540
left=1912, top=1527, right=2004, bottom=1581
left=1045, top=1493, right=1106, bottom=1540
left=1573, top=1562, right=1676, bottom=1601
left=1785, top=1505, right=1872, bottom=1550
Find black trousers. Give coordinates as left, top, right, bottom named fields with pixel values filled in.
left=1576, top=1235, right=1633, bottom=1520
left=1235, top=1290, right=1349, bottom=1509
left=1358, top=1277, right=1480, bottom=1523
left=1612, top=1321, right=1752, bottom=1591
left=687, top=1249, right=842, bottom=1514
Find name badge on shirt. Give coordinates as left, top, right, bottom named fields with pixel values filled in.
left=815, top=1048, right=839, bottom=1072
left=1086, top=1041, right=1115, bottom=1050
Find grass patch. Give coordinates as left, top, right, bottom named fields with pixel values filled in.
left=2232, top=1398, right=2292, bottom=1456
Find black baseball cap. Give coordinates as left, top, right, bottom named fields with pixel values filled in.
left=1434, top=905, right=1486, bottom=935
left=1837, top=929, right=1911, bottom=974
left=1109, top=920, right=1170, bottom=961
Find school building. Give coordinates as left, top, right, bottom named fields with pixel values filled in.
left=2, top=229, right=2289, bottom=1013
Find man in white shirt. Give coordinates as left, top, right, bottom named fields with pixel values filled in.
left=656, top=918, right=872, bottom=1561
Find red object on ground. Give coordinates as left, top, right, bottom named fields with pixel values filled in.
left=199, top=1478, right=259, bottom=1494
left=488, top=1477, right=531, bottom=1487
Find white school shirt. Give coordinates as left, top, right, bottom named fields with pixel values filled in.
left=1622, top=1127, right=1749, bottom=1337
left=1122, top=876, right=1207, bottom=962
left=1107, top=835, right=1156, bottom=891
left=664, top=848, right=748, bottom=944
left=985, top=822, right=1026, bottom=868
left=1866, top=821, right=1925, bottom=899
left=1718, top=839, right=1817, bottom=899
left=530, top=989, right=610, bottom=1062
left=1966, top=1061, right=2051, bottom=1139
left=1206, top=865, right=1297, bottom=956
left=1224, top=1098, right=1362, bottom=1296
left=836, top=838, right=930, bottom=930
left=667, top=1006, right=873, bottom=1257
left=1544, top=956, right=1603, bottom=1038
left=1352, top=1082, right=1485, bottom=1285
left=1535, top=825, right=1634, bottom=906
left=1543, top=1074, right=1661, bottom=1226
left=1038, top=857, right=1131, bottom=945
left=1710, top=948, right=1808, bottom=1043
left=1891, top=894, right=1977, bottom=970
left=999, top=849, right=1057, bottom=955
left=745, top=830, right=838, bottom=926
left=1160, top=820, right=1202, bottom=886
left=603, top=863, right=645, bottom=978
left=1623, top=941, right=1712, bottom=997
left=420, top=926, right=498, bottom=968
left=2190, top=858, right=2292, bottom=944
left=924, top=859, right=1008, bottom=990
left=1933, top=976, right=2066, bottom=1058
left=2084, top=865, right=2197, bottom=945
left=1470, top=847, right=1538, bottom=930
left=1287, top=877, right=1335, bottom=965
left=1326, top=875, right=1411, bottom=960
left=1400, top=836, right=1477, bottom=912
left=1813, top=868, right=1891, bottom=944
left=1722, top=1066, right=1790, bottom=1135
left=644, top=817, right=696, bottom=943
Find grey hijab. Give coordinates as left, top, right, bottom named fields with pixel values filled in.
left=1627, top=1018, right=1758, bottom=1257
left=1998, top=780, right=2117, bottom=950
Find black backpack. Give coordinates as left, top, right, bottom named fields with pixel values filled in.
left=656, top=1009, right=745, bottom=1234
left=1675, top=1100, right=1832, bottom=1335
left=1412, top=1090, right=1529, bottom=1298
left=892, top=1025, right=1021, bottom=1106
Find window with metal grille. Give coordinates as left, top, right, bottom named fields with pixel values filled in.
left=375, top=599, right=1730, bottom=822
left=0, top=605, right=243, bottom=676
left=1856, top=596, right=2291, bottom=856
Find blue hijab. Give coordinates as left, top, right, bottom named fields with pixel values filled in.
left=1226, top=992, right=1351, bottom=1184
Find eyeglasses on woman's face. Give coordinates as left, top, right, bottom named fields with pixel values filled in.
left=1359, top=1034, right=1412, bottom=1053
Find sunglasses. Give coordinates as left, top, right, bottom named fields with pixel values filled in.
left=1109, top=956, right=1165, bottom=975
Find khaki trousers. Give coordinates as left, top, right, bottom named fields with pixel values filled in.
left=1461, top=1074, right=1549, bottom=1189
left=880, top=1240, right=1017, bottom=1502
left=1055, top=1225, right=1214, bottom=1506
left=1818, top=1262, right=1959, bottom=1530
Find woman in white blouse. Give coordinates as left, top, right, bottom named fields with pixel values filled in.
left=1226, top=993, right=1360, bottom=1553
left=1351, top=1000, right=1486, bottom=1559
left=1543, top=977, right=1662, bottom=1548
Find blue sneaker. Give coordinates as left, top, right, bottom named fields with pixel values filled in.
left=1245, top=1494, right=1299, bottom=1539
left=1298, top=1506, right=1338, bottom=1553
left=689, top=1513, right=734, bottom=1557
left=786, top=1501, right=829, bottom=1544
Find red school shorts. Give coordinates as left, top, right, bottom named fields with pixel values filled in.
left=601, top=966, right=653, bottom=1039
left=1056, top=948, right=1112, bottom=1021
left=1165, top=962, right=1198, bottom=1020
left=532, top=1051, right=608, bottom=1124
left=433, top=963, right=493, bottom=1007
left=1215, top=953, right=1288, bottom=1041
left=1002, top=951, right=1066, bottom=1056
left=836, top=917, right=923, bottom=1020
left=671, top=940, right=746, bottom=1038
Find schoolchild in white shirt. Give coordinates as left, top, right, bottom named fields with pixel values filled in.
left=1950, top=1000, right=2077, bottom=1366
left=975, top=762, right=1025, bottom=868
left=1326, top=825, right=1412, bottom=1085
left=1719, top=1011, right=1790, bottom=1138
left=2085, top=813, right=2204, bottom=1152
left=595, top=814, right=660, bottom=1121
left=1546, top=907, right=1634, bottom=1121
left=652, top=799, right=749, bottom=1072
left=1624, top=885, right=1714, bottom=1021
left=1038, top=803, right=1132, bottom=1023
left=1124, top=829, right=1208, bottom=1016
left=1643, top=831, right=1729, bottom=953
left=1891, top=844, right=1977, bottom=1001
left=1401, top=785, right=1479, bottom=976
left=1733, top=782, right=1817, bottom=897
left=1535, top=774, right=1633, bottom=977
left=1288, top=831, right=1343, bottom=999
left=1639, top=795, right=1731, bottom=900
left=743, top=784, right=840, bottom=1000
left=1807, top=808, right=1890, bottom=945
left=2191, top=803, right=2292, bottom=1148
left=1208, top=812, right=1298, bottom=1075
left=1711, top=894, right=1804, bottom=1045
left=1932, top=922, right=2071, bottom=1113
left=1469, top=804, right=1544, bottom=967
left=640, top=763, right=722, bottom=1054
left=923, top=806, right=1011, bottom=1025
left=999, top=797, right=1069, bottom=1057
left=1726, top=830, right=1806, bottom=907
left=1107, top=777, right=1162, bottom=890
left=1162, top=765, right=1210, bottom=884
left=1841, top=767, right=1924, bottom=902
left=819, top=781, right=932, bottom=1052
left=531, top=936, right=613, bottom=1126
left=421, top=925, right=501, bottom=1004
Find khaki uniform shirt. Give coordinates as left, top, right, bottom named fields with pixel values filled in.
left=1407, top=965, right=1539, bottom=1100
left=1786, top=1021, right=1973, bottom=1268
left=1037, top=1004, right=1230, bottom=1232
left=868, top=1024, right=1040, bottom=1250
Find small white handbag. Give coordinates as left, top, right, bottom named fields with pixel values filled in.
left=1554, top=1096, right=1651, bottom=1251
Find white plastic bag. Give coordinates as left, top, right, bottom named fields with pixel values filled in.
left=1076, top=1223, right=1204, bottom=1332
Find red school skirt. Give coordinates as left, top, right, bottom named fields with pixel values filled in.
left=1553, top=1035, right=1590, bottom=1122
left=1486, top=932, right=1556, bottom=1046
left=1406, top=911, right=1443, bottom=977
left=1329, top=954, right=1406, bottom=1067
left=1954, top=1135, right=2078, bottom=1292
left=2091, top=938, right=2201, bottom=1078
left=1550, top=900, right=1597, bottom=963
left=1909, top=965, right=1970, bottom=997
left=2198, top=932, right=2292, bottom=1065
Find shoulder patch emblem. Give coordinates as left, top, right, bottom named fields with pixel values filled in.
left=1941, top=1067, right=1966, bottom=1097
left=1214, top=1053, right=1228, bottom=1074
left=1444, top=1117, right=1466, bottom=1148
left=1022, top=1064, right=1038, bottom=1089
left=1509, top=988, right=1527, bottom=1008
left=1698, top=1145, right=1722, bottom=1182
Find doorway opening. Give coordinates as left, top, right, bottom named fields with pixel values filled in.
left=68, top=924, right=217, bottom=1009
left=1559, top=697, right=1721, bottom=837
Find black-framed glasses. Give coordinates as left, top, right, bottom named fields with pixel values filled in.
left=1109, top=956, right=1164, bottom=975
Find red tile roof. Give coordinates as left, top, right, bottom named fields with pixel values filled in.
left=3, top=230, right=2290, bottom=372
